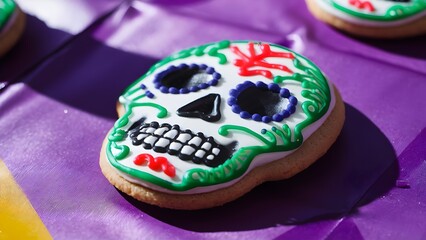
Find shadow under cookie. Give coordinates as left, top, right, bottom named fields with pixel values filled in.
left=113, top=103, right=397, bottom=231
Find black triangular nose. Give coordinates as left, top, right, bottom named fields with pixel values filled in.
left=176, top=94, right=221, bottom=122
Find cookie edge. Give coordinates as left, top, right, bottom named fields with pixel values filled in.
left=305, top=0, right=426, bottom=38
left=100, top=85, right=345, bottom=210
left=0, top=5, right=25, bottom=57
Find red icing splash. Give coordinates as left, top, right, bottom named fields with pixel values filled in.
left=231, top=42, right=294, bottom=79
left=349, top=0, right=375, bottom=12
left=133, top=154, right=176, bottom=178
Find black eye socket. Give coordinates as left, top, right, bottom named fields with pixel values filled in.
left=153, top=63, right=221, bottom=94
left=227, top=81, right=298, bottom=123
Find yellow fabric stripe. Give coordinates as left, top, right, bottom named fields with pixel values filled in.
left=0, top=160, right=52, bottom=239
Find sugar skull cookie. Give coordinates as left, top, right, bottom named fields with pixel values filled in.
left=100, top=40, right=345, bottom=209
left=0, top=0, right=25, bottom=57
left=306, top=0, right=426, bottom=38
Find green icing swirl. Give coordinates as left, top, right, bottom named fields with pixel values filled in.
left=326, top=0, right=426, bottom=21
left=0, top=0, right=16, bottom=29
left=108, top=102, right=167, bottom=160
left=106, top=41, right=332, bottom=191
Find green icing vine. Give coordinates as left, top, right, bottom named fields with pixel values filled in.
left=108, top=102, right=167, bottom=160
left=106, top=41, right=332, bottom=191
left=0, top=0, right=16, bottom=29
left=218, top=125, right=277, bottom=146
left=328, top=0, right=426, bottom=21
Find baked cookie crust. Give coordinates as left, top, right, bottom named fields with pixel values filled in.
left=100, top=87, right=345, bottom=210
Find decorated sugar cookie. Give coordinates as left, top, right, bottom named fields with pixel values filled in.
left=306, top=0, right=426, bottom=38
left=100, top=40, right=345, bottom=210
left=0, top=0, right=25, bottom=57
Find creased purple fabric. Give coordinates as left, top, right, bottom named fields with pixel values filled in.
left=0, top=0, right=123, bottom=90
left=1, top=0, right=425, bottom=239
left=15, top=0, right=124, bottom=34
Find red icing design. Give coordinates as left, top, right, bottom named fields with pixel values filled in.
left=231, top=42, right=294, bottom=79
left=133, top=154, right=176, bottom=178
left=134, top=153, right=152, bottom=165
left=349, top=0, right=375, bottom=12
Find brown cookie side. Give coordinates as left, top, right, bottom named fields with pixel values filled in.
left=0, top=6, right=26, bottom=57
left=100, top=86, right=345, bottom=210
left=305, top=0, right=426, bottom=39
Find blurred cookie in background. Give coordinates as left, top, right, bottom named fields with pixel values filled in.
left=306, top=0, right=426, bottom=38
left=0, top=0, right=25, bottom=57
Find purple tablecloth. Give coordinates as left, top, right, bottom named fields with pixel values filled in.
left=1, top=0, right=425, bottom=239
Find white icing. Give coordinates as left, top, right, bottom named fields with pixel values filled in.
left=212, top=148, right=220, bottom=155
left=143, top=136, right=157, bottom=145
left=136, top=134, right=147, bottom=140
left=316, top=0, right=426, bottom=26
left=176, top=133, right=191, bottom=143
left=195, top=150, right=206, bottom=158
left=164, top=129, right=178, bottom=139
left=201, top=142, right=212, bottom=151
left=109, top=42, right=337, bottom=194
left=188, top=137, right=202, bottom=146
left=154, top=138, right=170, bottom=147
left=145, top=127, right=155, bottom=134
left=154, top=127, right=169, bottom=136
left=169, top=142, right=182, bottom=151
left=181, top=145, right=195, bottom=155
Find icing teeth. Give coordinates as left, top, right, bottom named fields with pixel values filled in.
left=164, top=129, right=178, bottom=139
left=153, top=139, right=171, bottom=153
left=136, top=134, right=148, bottom=141
left=212, top=148, right=220, bottom=155
left=128, top=121, right=235, bottom=167
left=168, top=142, right=183, bottom=156
left=146, top=127, right=156, bottom=134
left=188, top=137, right=202, bottom=147
left=154, top=139, right=170, bottom=148
left=143, top=136, right=158, bottom=149
left=195, top=150, right=206, bottom=158
left=201, top=142, right=212, bottom=151
left=176, top=133, right=192, bottom=143
left=169, top=142, right=183, bottom=151
left=154, top=127, right=169, bottom=136
left=179, top=146, right=196, bottom=160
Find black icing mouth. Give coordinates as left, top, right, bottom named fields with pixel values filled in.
left=127, top=121, right=237, bottom=167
